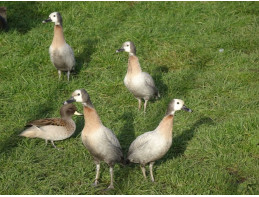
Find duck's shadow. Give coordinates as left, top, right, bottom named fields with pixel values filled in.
left=157, top=117, right=215, bottom=165
left=153, top=66, right=168, bottom=97
left=117, top=111, right=136, bottom=155
left=73, top=116, right=84, bottom=138
left=0, top=103, right=55, bottom=155
left=114, top=111, right=138, bottom=185
left=72, top=39, right=98, bottom=79
left=3, top=2, right=45, bottom=33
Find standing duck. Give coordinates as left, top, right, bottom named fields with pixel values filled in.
left=43, top=12, right=75, bottom=81
left=20, top=103, right=81, bottom=149
left=64, top=89, right=124, bottom=189
left=116, top=41, right=160, bottom=113
left=127, top=99, right=192, bottom=182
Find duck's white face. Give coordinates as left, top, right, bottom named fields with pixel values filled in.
left=122, top=41, right=131, bottom=53
left=167, top=99, right=192, bottom=115
left=42, top=12, right=61, bottom=25
left=49, top=12, right=59, bottom=24
left=116, top=41, right=133, bottom=54
left=71, top=89, right=84, bottom=103
left=64, top=89, right=84, bottom=104
left=173, top=99, right=185, bottom=111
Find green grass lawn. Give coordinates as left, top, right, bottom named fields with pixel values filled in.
left=0, top=1, right=258, bottom=195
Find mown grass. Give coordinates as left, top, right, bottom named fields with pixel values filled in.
left=0, top=1, right=258, bottom=195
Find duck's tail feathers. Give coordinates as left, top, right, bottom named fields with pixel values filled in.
left=119, top=156, right=131, bottom=166
left=125, top=159, right=130, bottom=165
left=19, top=126, right=41, bottom=138
left=155, top=90, right=160, bottom=100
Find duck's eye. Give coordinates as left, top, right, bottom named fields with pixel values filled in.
left=127, top=45, right=129, bottom=47
left=77, top=93, right=80, bottom=96
left=53, top=15, right=56, bottom=17
left=177, top=102, right=179, bottom=104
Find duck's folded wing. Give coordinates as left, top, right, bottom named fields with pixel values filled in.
left=143, top=72, right=158, bottom=89
left=127, top=131, right=155, bottom=156
left=103, top=127, right=122, bottom=149
left=27, top=118, right=66, bottom=127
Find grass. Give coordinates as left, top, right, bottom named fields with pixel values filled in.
left=0, top=1, right=258, bottom=195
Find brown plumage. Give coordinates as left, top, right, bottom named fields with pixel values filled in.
left=20, top=104, right=80, bottom=149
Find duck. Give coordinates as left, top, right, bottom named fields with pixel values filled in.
left=126, top=99, right=192, bottom=182
left=116, top=41, right=160, bottom=113
left=0, top=7, right=7, bottom=30
left=64, top=89, right=124, bottom=189
left=20, top=103, right=82, bottom=149
left=43, top=12, right=75, bottom=81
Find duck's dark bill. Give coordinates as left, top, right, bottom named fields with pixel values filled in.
left=64, top=97, right=76, bottom=104
left=116, top=48, right=125, bottom=53
left=42, top=18, right=52, bottom=23
left=181, top=105, right=192, bottom=112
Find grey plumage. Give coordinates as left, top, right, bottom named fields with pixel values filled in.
left=127, top=99, right=192, bottom=182
left=116, top=41, right=160, bottom=113
left=49, top=44, right=75, bottom=71
left=43, top=12, right=75, bottom=81
left=127, top=130, right=171, bottom=164
left=64, top=89, right=124, bottom=189
left=82, top=126, right=123, bottom=166
left=127, top=71, right=160, bottom=100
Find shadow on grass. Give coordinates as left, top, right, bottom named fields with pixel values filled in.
left=172, top=53, right=213, bottom=97
left=0, top=82, right=72, bottom=155
left=113, top=111, right=139, bottom=189
left=0, top=128, right=23, bottom=155
left=117, top=111, right=135, bottom=156
left=72, top=116, right=84, bottom=138
left=153, top=66, right=168, bottom=97
left=159, top=117, right=215, bottom=164
left=0, top=102, right=57, bottom=155
left=3, top=2, right=45, bottom=33
left=73, top=38, right=99, bottom=79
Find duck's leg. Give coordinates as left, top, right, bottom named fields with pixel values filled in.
left=93, top=163, right=100, bottom=187
left=67, top=71, right=70, bottom=81
left=149, top=161, right=155, bottom=182
left=45, top=139, right=48, bottom=146
left=50, top=140, right=57, bottom=149
left=107, top=166, right=115, bottom=189
left=144, top=100, right=148, bottom=113
left=140, top=164, right=147, bottom=179
left=58, top=70, right=61, bottom=80
left=137, top=98, right=142, bottom=111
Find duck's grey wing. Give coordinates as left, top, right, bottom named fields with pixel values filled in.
left=103, top=127, right=121, bottom=148
left=64, top=43, right=76, bottom=70
left=127, top=130, right=155, bottom=157
left=143, top=72, right=159, bottom=96
left=103, top=127, right=124, bottom=162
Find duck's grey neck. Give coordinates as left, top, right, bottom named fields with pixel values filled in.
left=52, top=25, right=65, bottom=47
left=82, top=99, right=94, bottom=108
left=62, top=115, right=72, bottom=120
